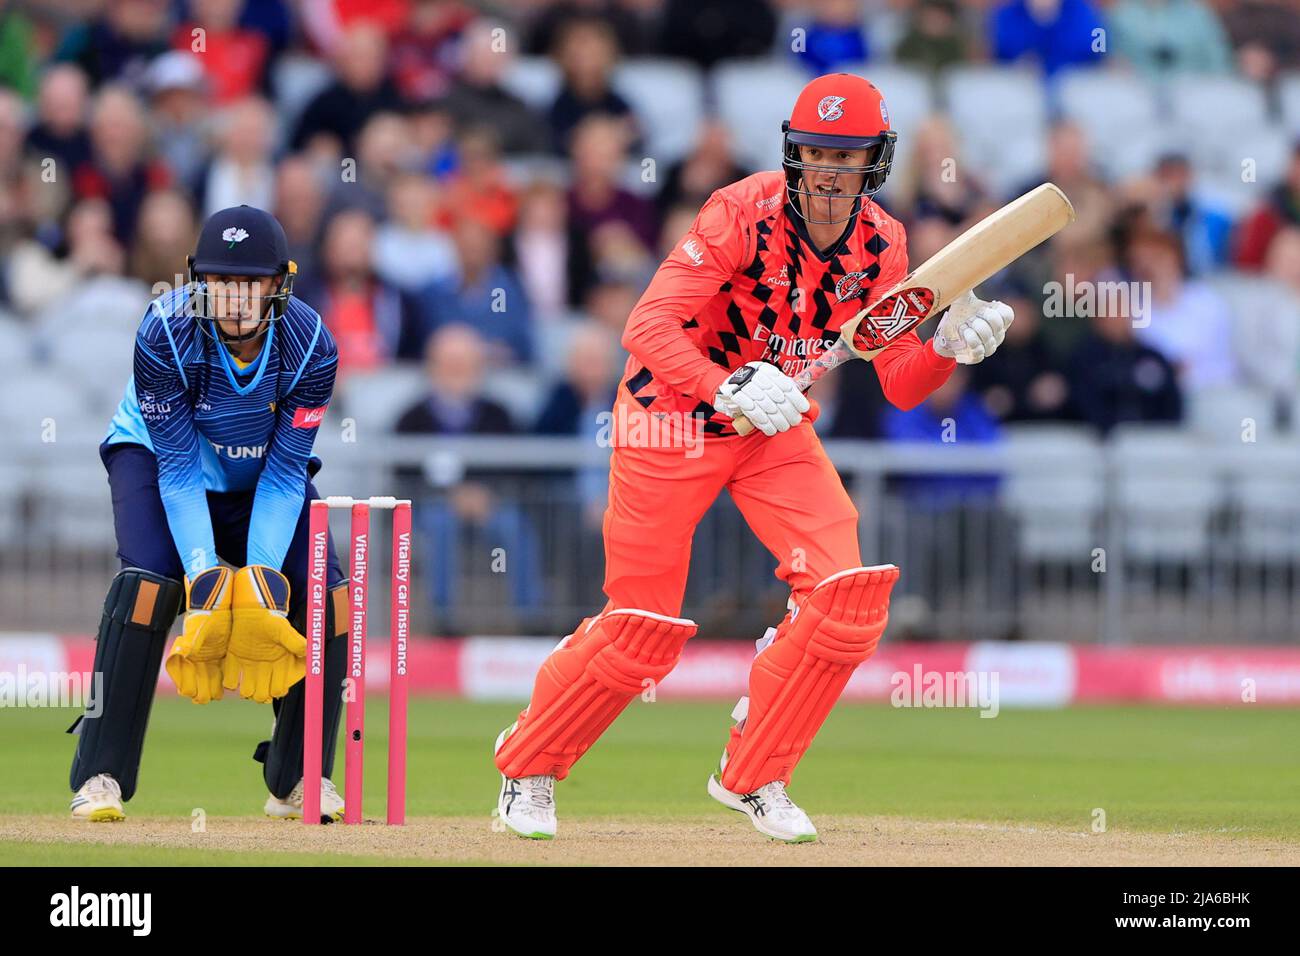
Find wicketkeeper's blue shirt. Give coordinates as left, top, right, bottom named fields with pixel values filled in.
left=105, top=288, right=338, bottom=576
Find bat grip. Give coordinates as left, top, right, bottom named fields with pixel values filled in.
left=727, top=344, right=842, bottom=437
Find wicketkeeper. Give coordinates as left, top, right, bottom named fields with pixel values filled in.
left=68, top=205, right=349, bottom=823
left=494, top=73, right=1015, bottom=841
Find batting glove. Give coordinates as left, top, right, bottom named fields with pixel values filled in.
left=932, top=290, right=1015, bottom=365
left=714, top=361, right=810, bottom=437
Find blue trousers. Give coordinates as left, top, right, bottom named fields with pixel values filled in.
left=100, top=442, right=345, bottom=606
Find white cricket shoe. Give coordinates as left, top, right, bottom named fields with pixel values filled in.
left=708, top=773, right=818, bottom=844
left=70, top=773, right=125, bottom=822
left=265, top=777, right=345, bottom=823
left=494, top=726, right=557, bottom=840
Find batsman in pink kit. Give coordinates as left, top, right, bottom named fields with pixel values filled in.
left=493, top=73, right=1016, bottom=842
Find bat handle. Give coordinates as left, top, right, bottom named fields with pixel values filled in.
left=731, top=413, right=755, bottom=436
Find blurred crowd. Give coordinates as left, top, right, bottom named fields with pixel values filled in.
left=3, top=2, right=1300, bottom=520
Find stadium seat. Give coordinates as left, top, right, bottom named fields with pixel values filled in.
left=1210, top=273, right=1300, bottom=401
left=612, top=59, right=705, bottom=166
left=0, top=315, right=32, bottom=370
left=1099, top=122, right=1174, bottom=181
left=500, top=56, right=562, bottom=112
left=1110, top=425, right=1221, bottom=562
left=1192, top=125, right=1293, bottom=217
left=1000, top=423, right=1104, bottom=561
left=1185, top=385, right=1277, bottom=443
left=1229, top=442, right=1300, bottom=560
left=1168, top=74, right=1268, bottom=142
left=983, top=128, right=1048, bottom=198
left=481, top=367, right=547, bottom=430
left=940, top=66, right=1047, bottom=197
left=43, top=326, right=137, bottom=407
left=340, top=365, right=429, bottom=435
left=0, top=372, right=94, bottom=445
left=712, top=60, right=808, bottom=172
left=1279, top=70, right=1300, bottom=135
left=27, top=458, right=117, bottom=550
left=1054, top=69, right=1171, bottom=182
left=0, top=460, right=28, bottom=548
left=1056, top=68, right=1159, bottom=147
left=34, top=277, right=151, bottom=334
left=534, top=318, right=580, bottom=379
left=836, top=62, right=933, bottom=167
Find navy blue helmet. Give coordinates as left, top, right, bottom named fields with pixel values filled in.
left=187, top=205, right=297, bottom=341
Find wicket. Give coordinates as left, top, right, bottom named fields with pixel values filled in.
left=304, top=496, right=412, bottom=825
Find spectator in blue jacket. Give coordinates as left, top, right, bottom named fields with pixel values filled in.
left=989, top=0, right=1105, bottom=76
left=1148, top=153, right=1234, bottom=276
left=882, top=368, right=1003, bottom=506
left=794, top=0, right=870, bottom=75
left=412, top=218, right=535, bottom=365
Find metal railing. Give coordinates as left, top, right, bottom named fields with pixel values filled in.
left=4, top=430, right=1300, bottom=644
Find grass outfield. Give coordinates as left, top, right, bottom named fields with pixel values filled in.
left=1, top=696, right=1297, bottom=865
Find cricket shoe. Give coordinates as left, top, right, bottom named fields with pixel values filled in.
left=707, top=772, right=818, bottom=844
left=70, top=773, right=125, bottom=822
left=264, top=777, right=345, bottom=823
left=494, top=725, right=557, bottom=840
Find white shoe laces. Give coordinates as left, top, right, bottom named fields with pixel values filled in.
left=523, top=776, right=554, bottom=810
left=757, top=781, right=799, bottom=813
left=85, top=774, right=121, bottom=799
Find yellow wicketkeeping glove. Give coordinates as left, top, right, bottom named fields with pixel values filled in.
left=224, top=565, right=307, bottom=703
left=165, top=566, right=234, bottom=704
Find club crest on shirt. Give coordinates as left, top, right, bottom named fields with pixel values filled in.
left=835, top=270, right=870, bottom=302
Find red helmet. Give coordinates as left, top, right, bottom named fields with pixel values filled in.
left=783, top=73, right=897, bottom=224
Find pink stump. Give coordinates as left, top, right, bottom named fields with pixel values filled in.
left=388, top=501, right=412, bottom=825
left=303, top=501, right=329, bottom=825
left=345, top=502, right=370, bottom=824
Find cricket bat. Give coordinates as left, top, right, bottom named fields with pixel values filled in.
left=731, top=182, right=1075, bottom=436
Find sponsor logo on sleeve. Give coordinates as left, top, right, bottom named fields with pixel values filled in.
left=138, top=391, right=172, bottom=420
left=682, top=238, right=704, bottom=266
left=292, top=405, right=327, bottom=428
